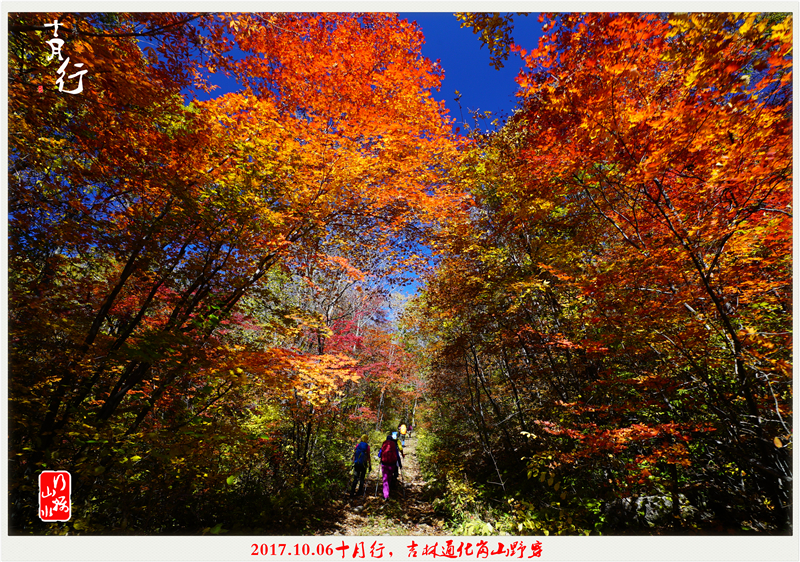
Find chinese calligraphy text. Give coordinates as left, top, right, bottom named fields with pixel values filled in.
left=44, top=19, right=88, bottom=94
left=39, top=471, right=71, bottom=522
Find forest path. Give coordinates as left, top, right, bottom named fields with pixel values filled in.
left=322, top=436, right=448, bottom=536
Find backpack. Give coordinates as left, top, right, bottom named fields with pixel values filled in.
left=353, top=442, right=369, bottom=466
left=380, top=440, right=398, bottom=465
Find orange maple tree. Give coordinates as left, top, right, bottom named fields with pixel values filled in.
left=415, top=12, right=791, bottom=533
left=9, top=12, right=462, bottom=533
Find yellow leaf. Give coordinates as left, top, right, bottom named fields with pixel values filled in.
left=738, top=13, right=756, bottom=35
left=770, top=17, right=792, bottom=42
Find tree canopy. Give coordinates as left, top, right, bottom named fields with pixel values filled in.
left=9, top=11, right=792, bottom=536
left=10, top=11, right=462, bottom=534
left=412, top=11, right=791, bottom=535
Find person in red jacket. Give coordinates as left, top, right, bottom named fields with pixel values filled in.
left=377, top=433, right=401, bottom=500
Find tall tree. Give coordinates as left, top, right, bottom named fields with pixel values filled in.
left=416, top=12, right=791, bottom=533
left=9, top=12, right=462, bottom=532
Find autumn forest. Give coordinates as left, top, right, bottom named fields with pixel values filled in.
left=8, top=12, right=792, bottom=536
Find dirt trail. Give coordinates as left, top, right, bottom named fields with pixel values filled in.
left=323, top=436, right=447, bottom=536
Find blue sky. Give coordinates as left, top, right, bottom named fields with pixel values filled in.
left=403, top=12, right=544, bottom=130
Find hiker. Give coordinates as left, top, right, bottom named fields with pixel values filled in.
left=378, top=432, right=401, bottom=500
left=399, top=423, right=407, bottom=446
left=393, top=431, right=406, bottom=460
left=392, top=431, right=405, bottom=455
left=350, top=434, right=372, bottom=497
left=393, top=433, right=405, bottom=491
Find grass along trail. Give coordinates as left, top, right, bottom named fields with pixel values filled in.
left=323, top=436, right=447, bottom=536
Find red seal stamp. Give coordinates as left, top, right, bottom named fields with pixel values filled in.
left=39, top=470, right=71, bottom=521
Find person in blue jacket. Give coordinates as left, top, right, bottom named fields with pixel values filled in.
left=350, top=434, right=372, bottom=497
